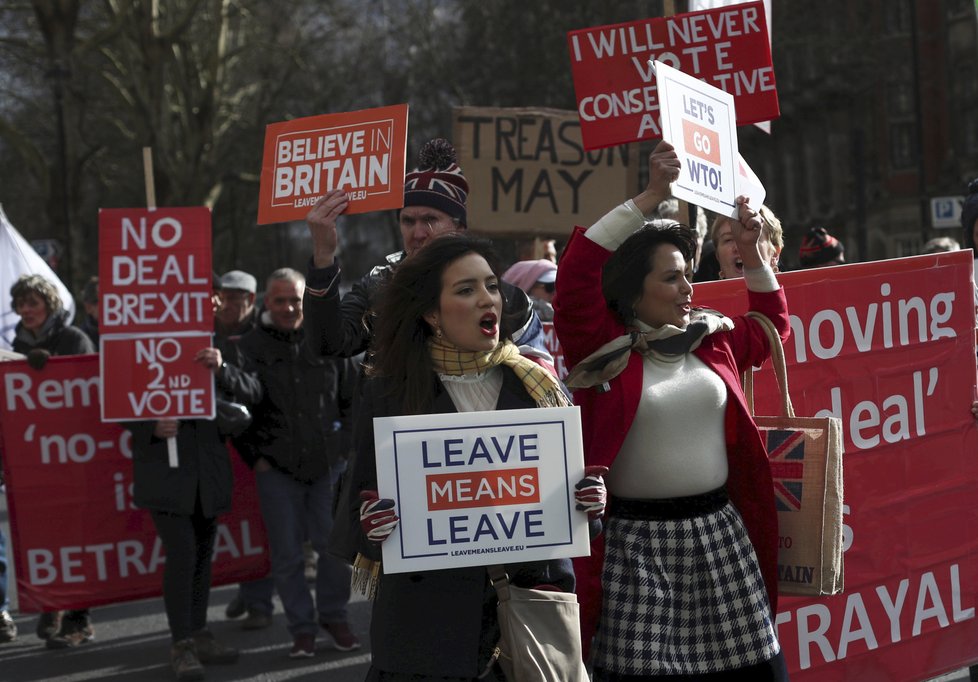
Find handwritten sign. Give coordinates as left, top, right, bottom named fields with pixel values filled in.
left=374, top=406, right=589, bottom=573
left=258, top=104, right=409, bottom=224
left=452, top=106, right=636, bottom=235
left=657, top=60, right=738, bottom=216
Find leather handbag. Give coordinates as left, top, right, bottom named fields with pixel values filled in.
left=480, top=565, right=589, bottom=682
left=744, top=311, right=845, bottom=596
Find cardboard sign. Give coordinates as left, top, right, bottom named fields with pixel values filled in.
left=98, top=207, right=213, bottom=336
left=374, top=406, right=589, bottom=573
left=567, top=1, right=778, bottom=149
left=452, top=106, right=636, bottom=235
left=0, top=355, right=269, bottom=612
left=690, top=251, right=978, bottom=680
left=99, top=333, right=215, bottom=421
left=257, top=104, right=409, bottom=224
left=657, top=60, right=739, bottom=216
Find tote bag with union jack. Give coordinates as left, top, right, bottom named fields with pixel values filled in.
left=743, top=311, right=845, bottom=596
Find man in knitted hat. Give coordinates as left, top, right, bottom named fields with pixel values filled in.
left=302, top=138, right=541, bottom=358
left=799, top=226, right=846, bottom=268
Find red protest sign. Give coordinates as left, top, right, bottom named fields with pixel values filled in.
left=691, top=252, right=978, bottom=681
left=0, top=355, right=269, bottom=612
left=567, top=1, right=778, bottom=149
left=98, top=207, right=213, bottom=336
left=100, top=334, right=215, bottom=421
left=257, top=104, right=409, bottom=224
left=541, top=321, right=568, bottom=380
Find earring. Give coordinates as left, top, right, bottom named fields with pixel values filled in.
left=434, top=325, right=443, bottom=338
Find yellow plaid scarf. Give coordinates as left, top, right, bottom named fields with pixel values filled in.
left=428, top=337, right=570, bottom=408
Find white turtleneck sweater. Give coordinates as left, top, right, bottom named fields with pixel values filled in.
left=586, top=200, right=778, bottom=499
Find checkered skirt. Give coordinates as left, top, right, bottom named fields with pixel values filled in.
left=593, top=501, right=780, bottom=675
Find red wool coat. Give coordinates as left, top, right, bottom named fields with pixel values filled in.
left=553, top=226, right=790, bottom=652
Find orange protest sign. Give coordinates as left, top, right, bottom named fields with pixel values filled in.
left=257, top=104, right=409, bottom=224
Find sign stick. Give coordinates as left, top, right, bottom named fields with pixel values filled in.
left=142, top=146, right=178, bottom=468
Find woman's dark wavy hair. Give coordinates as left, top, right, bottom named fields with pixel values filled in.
left=602, top=220, right=696, bottom=327
left=368, top=234, right=510, bottom=414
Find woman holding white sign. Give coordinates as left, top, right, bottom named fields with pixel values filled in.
left=333, top=234, right=602, bottom=681
left=554, top=141, right=790, bottom=681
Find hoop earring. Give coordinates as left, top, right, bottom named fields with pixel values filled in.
left=434, top=325, right=443, bottom=338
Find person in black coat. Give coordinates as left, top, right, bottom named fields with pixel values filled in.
left=332, top=235, right=602, bottom=681
left=125, top=325, right=260, bottom=680
left=9, top=274, right=94, bottom=647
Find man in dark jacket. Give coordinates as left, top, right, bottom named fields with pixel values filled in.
left=213, top=269, right=276, bottom=629
left=302, top=138, right=547, bottom=361
left=236, top=267, right=359, bottom=658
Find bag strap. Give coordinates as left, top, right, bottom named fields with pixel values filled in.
left=487, top=564, right=511, bottom=601
left=743, top=311, right=794, bottom=418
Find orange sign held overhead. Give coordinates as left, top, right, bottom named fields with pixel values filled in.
left=258, top=104, right=409, bottom=224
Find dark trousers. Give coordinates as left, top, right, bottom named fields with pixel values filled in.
left=150, top=505, right=218, bottom=642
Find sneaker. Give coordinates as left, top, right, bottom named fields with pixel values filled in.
left=224, top=594, right=246, bottom=620
left=0, top=610, right=17, bottom=643
left=240, top=609, right=272, bottom=630
left=288, top=633, right=316, bottom=659
left=192, top=629, right=239, bottom=665
left=171, top=639, right=205, bottom=681
left=321, top=621, right=361, bottom=651
left=46, top=611, right=95, bottom=649
left=35, top=611, right=62, bottom=640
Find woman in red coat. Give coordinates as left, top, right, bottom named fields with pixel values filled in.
left=554, top=141, right=790, bottom=681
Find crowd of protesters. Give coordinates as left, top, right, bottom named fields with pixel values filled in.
left=2, top=136, right=976, bottom=682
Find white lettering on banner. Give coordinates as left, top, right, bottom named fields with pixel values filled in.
left=814, top=368, right=939, bottom=450
left=25, top=521, right=263, bottom=585
left=776, top=563, right=975, bottom=669
left=101, top=291, right=211, bottom=326
left=126, top=388, right=207, bottom=416
left=111, top=254, right=208, bottom=286
left=273, top=156, right=389, bottom=199
left=568, top=8, right=760, bottom=63
left=788, top=286, right=956, bottom=363
left=121, top=216, right=183, bottom=250
left=3, top=373, right=99, bottom=411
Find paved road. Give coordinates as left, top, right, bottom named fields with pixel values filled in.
left=0, top=582, right=373, bottom=682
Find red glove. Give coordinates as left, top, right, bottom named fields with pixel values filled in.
left=359, top=490, right=399, bottom=544
left=574, top=466, right=609, bottom=520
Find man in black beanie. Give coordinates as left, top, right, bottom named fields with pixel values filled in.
left=302, top=138, right=542, bottom=359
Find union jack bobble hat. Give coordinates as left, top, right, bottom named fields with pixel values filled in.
left=403, top=138, right=469, bottom=227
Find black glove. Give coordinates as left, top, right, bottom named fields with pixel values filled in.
left=27, top=349, right=51, bottom=370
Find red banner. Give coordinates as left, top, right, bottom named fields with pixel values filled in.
left=702, top=253, right=978, bottom=679
left=258, top=104, right=409, bottom=224
left=550, top=252, right=978, bottom=677
left=0, top=355, right=269, bottom=612
left=567, top=1, right=778, bottom=150
left=98, top=207, right=213, bottom=336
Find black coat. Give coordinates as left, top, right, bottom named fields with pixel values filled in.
left=12, top=315, right=94, bottom=356
left=235, top=320, right=356, bottom=482
left=303, top=252, right=537, bottom=359
left=127, top=419, right=233, bottom=518
left=332, top=368, right=576, bottom=679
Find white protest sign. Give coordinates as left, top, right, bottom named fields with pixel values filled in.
left=374, top=406, right=590, bottom=574
left=656, top=60, right=739, bottom=217
left=736, top=152, right=766, bottom=207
